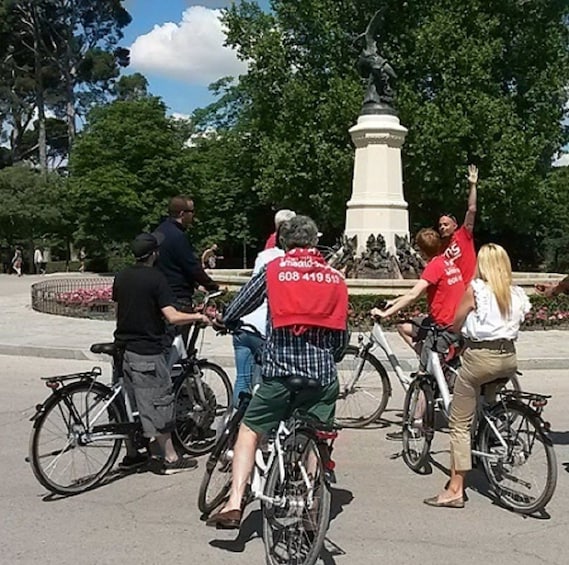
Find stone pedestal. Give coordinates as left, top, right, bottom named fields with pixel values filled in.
left=345, top=113, right=409, bottom=254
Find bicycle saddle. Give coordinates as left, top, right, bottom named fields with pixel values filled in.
left=287, top=376, right=321, bottom=392
left=90, top=342, right=118, bottom=356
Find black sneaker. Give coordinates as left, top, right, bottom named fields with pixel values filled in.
left=150, top=456, right=198, bottom=475
left=118, top=453, right=148, bottom=471
left=385, top=430, right=403, bottom=441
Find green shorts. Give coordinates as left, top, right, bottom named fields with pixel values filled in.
left=243, top=378, right=339, bottom=435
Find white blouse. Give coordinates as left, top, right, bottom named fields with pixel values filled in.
left=461, top=279, right=531, bottom=341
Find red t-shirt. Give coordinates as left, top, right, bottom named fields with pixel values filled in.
left=421, top=255, right=465, bottom=326
left=442, top=226, right=476, bottom=283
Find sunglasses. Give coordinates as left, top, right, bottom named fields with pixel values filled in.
left=438, top=213, right=457, bottom=224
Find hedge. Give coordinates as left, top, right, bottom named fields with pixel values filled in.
left=49, top=288, right=569, bottom=330
left=213, top=292, right=569, bottom=331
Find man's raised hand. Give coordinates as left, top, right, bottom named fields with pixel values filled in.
left=467, top=164, right=478, bottom=185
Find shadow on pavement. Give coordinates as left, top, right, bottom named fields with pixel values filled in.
left=549, top=430, right=569, bottom=445
left=41, top=467, right=147, bottom=502
left=209, top=508, right=262, bottom=553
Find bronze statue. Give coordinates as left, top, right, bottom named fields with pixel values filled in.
left=395, top=234, right=426, bottom=278
left=355, top=234, right=398, bottom=279
left=355, top=9, right=397, bottom=115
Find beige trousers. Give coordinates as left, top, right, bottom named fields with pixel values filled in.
left=449, top=346, right=517, bottom=471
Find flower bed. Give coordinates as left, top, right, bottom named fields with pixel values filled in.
left=36, top=284, right=569, bottom=329
left=55, top=286, right=113, bottom=307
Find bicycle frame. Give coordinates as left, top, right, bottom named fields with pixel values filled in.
left=251, top=420, right=316, bottom=510
left=354, top=321, right=451, bottom=404
left=36, top=371, right=137, bottom=446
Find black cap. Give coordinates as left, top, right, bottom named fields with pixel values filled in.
left=131, top=232, right=165, bottom=259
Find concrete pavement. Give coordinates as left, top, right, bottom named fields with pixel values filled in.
left=0, top=274, right=567, bottom=372
left=3, top=355, right=569, bottom=565
left=2, top=275, right=569, bottom=564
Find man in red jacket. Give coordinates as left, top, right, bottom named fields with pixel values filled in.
left=207, top=215, right=349, bottom=530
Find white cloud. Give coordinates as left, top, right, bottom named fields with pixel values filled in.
left=129, top=6, right=247, bottom=85
left=171, top=112, right=192, bottom=121
left=553, top=152, right=569, bottom=167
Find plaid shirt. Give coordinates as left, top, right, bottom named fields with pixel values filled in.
left=223, top=266, right=349, bottom=386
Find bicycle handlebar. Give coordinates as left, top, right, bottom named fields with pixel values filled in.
left=213, top=319, right=265, bottom=340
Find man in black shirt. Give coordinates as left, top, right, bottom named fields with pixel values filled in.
left=113, top=232, right=210, bottom=474
left=155, top=195, right=219, bottom=308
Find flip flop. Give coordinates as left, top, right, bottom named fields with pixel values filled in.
left=423, top=495, right=465, bottom=509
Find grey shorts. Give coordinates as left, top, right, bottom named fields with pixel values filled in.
left=123, top=350, right=174, bottom=438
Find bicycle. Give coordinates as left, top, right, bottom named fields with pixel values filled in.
left=28, top=294, right=232, bottom=495
left=401, top=321, right=557, bottom=514
left=199, top=379, right=339, bottom=565
left=168, top=291, right=233, bottom=456
left=336, top=313, right=520, bottom=428
left=28, top=355, right=144, bottom=495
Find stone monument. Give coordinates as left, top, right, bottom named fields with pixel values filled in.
left=344, top=9, right=410, bottom=265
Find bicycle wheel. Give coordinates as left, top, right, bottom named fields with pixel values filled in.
left=402, top=378, right=434, bottom=473
left=335, top=345, right=391, bottom=428
left=29, top=381, right=122, bottom=495
left=198, top=412, right=241, bottom=515
left=478, top=402, right=557, bottom=514
left=174, top=360, right=233, bottom=456
left=262, top=431, right=331, bottom=565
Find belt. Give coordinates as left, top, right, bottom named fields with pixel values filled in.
left=465, top=338, right=515, bottom=352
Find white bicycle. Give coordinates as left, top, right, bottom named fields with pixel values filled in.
left=198, top=378, right=339, bottom=565
left=336, top=313, right=520, bottom=428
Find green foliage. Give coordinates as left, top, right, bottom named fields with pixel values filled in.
left=45, top=260, right=81, bottom=274
left=193, top=0, right=569, bottom=264
left=0, top=165, right=66, bottom=244
left=541, top=165, right=569, bottom=272
left=69, top=97, right=196, bottom=250
left=115, top=73, right=149, bottom=101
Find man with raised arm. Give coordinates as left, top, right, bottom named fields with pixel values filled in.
left=206, top=215, right=349, bottom=530
left=113, top=232, right=210, bottom=474
left=438, top=164, right=479, bottom=283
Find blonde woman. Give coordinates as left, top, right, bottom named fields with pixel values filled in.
left=424, top=243, right=531, bottom=508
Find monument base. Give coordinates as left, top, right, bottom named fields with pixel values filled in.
left=345, top=113, right=409, bottom=256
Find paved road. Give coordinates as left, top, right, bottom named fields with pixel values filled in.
left=3, top=355, right=569, bottom=565
left=1, top=274, right=568, bottom=372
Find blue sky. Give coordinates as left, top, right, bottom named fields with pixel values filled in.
left=122, top=0, right=270, bottom=117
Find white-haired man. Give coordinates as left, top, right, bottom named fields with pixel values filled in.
left=264, top=209, right=296, bottom=249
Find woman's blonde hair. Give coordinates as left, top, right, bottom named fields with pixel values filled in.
left=476, top=243, right=513, bottom=317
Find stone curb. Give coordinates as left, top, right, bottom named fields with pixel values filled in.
left=1, top=343, right=567, bottom=372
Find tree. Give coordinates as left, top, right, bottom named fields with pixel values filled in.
left=0, top=165, right=65, bottom=245
left=69, top=97, right=198, bottom=250
left=115, top=72, right=149, bottom=100
left=203, top=0, right=569, bottom=265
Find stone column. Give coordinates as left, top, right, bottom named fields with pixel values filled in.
left=345, top=113, right=409, bottom=254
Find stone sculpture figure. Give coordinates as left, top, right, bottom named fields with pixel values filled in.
left=356, top=233, right=397, bottom=278
left=395, top=234, right=426, bottom=279
left=356, top=9, right=397, bottom=115
left=327, top=235, right=358, bottom=278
